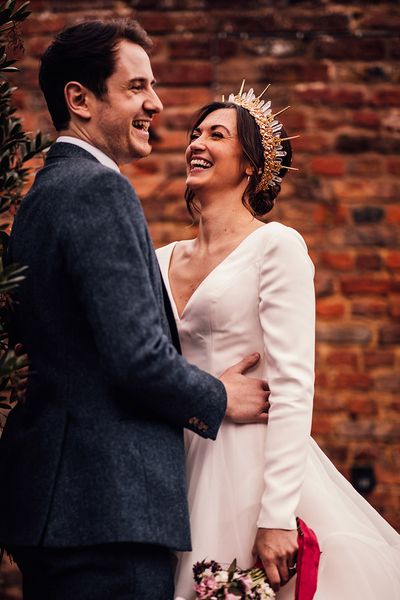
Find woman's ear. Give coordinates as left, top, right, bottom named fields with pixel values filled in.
left=64, top=81, right=91, bottom=121
left=245, top=167, right=254, bottom=177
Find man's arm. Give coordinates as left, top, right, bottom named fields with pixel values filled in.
left=62, top=169, right=268, bottom=436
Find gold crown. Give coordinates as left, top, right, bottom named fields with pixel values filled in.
left=222, top=80, right=298, bottom=193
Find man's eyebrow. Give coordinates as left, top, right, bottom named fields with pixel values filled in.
left=127, top=77, right=157, bottom=86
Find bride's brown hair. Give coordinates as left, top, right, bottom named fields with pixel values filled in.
left=185, top=101, right=293, bottom=219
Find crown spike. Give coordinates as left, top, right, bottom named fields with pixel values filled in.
left=280, top=135, right=300, bottom=141
left=257, top=84, right=271, bottom=99
left=272, top=106, right=290, bottom=118
left=280, top=166, right=299, bottom=171
left=238, top=79, right=246, bottom=96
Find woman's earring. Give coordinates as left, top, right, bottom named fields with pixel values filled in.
left=247, top=175, right=251, bottom=182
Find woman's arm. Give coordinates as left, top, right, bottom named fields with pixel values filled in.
left=255, top=224, right=315, bottom=590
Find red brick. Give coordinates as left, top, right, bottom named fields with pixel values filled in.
left=355, top=253, right=382, bottom=271
left=261, top=61, right=331, bottom=84
left=389, top=39, right=400, bottom=59
left=391, top=278, right=400, bottom=293
left=20, top=14, right=67, bottom=35
left=279, top=109, right=307, bottom=130
left=139, top=12, right=211, bottom=33
left=316, top=325, right=372, bottom=344
left=352, top=301, right=387, bottom=317
left=26, top=36, right=51, bottom=58
left=385, top=251, right=400, bottom=270
left=316, top=301, right=346, bottom=319
left=156, top=86, right=212, bottom=108
left=371, top=87, right=400, bottom=107
left=352, top=111, right=381, bottom=129
left=361, top=11, right=400, bottom=32
left=320, top=251, right=354, bottom=271
left=340, top=277, right=390, bottom=296
left=169, top=39, right=211, bottom=60
left=293, top=13, right=350, bottom=32
left=374, top=375, right=400, bottom=393
left=364, top=351, right=395, bottom=369
left=311, top=416, right=339, bottom=436
left=311, top=155, right=345, bottom=176
left=291, top=134, right=330, bottom=153
left=334, top=373, right=372, bottom=391
left=349, top=156, right=384, bottom=177
left=314, top=112, right=345, bottom=130
left=217, top=14, right=283, bottom=34
left=312, top=204, right=348, bottom=227
left=347, top=397, right=377, bottom=416
left=326, top=351, right=359, bottom=368
left=389, top=301, right=400, bottom=319
left=379, top=325, right=400, bottom=345
left=386, top=206, right=400, bottom=225
left=387, top=158, right=400, bottom=176
left=315, top=38, right=385, bottom=61
left=314, top=273, right=334, bottom=297
left=153, top=61, right=213, bottom=85
left=295, top=84, right=365, bottom=107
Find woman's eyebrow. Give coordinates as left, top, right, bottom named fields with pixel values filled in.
left=193, top=124, right=232, bottom=135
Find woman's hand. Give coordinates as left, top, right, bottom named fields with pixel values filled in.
left=252, top=527, right=298, bottom=592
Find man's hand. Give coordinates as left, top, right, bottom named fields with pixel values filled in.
left=252, top=528, right=298, bottom=593
left=220, top=353, right=270, bottom=424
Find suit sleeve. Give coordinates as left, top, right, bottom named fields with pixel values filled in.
left=257, top=226, right=315, bottom=530
left=61, top=169, right=226, bottom=438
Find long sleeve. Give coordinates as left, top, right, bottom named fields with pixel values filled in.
left=60, top=167, right=226, bottom=437
left=257, top=224, right=315, bottom=530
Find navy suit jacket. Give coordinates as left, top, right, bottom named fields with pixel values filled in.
left=0, top=143, right=226, bottom=550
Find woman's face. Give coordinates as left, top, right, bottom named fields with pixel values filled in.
left=185, top=108, right=249, bottom=193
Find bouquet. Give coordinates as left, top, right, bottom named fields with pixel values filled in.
left=192, top=558, right=276, bottom=599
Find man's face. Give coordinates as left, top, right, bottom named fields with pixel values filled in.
left=88, top=40, right=163, bottom=165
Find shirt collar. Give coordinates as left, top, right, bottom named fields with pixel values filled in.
left=56, top=136, right=120, bottom=173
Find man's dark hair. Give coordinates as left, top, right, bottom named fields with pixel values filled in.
left=39, top=19, right=152, bottom=131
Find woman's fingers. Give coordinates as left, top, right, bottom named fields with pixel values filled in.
left=253, top=527, right=298, bottom=592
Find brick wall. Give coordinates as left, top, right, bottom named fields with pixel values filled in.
left=1, top=0, right=399, bottom=595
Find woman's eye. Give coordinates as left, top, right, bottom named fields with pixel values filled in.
left=190, top=133, right=200, bottom=141
left=212, top=131, right=224, bottom=139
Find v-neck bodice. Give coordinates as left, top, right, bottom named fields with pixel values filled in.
left=157, top=224, right=281, bottom=377
left=161, top=225, right=268, bottom=322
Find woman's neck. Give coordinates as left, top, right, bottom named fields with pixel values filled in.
left=194, top=190, right=262, bottom=251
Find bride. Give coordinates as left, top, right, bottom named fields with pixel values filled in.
left=156, top=84, right=400, bottom=600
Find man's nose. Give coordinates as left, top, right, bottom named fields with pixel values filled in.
left=144, top=88, right=163, bottom=115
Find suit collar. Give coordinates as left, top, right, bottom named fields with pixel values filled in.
left=45, top=142, right=104, bottom=165
left=55, top=137, right=120, bottom=173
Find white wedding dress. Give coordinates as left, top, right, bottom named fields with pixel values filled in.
left=157, top=222, right=400, bottom=600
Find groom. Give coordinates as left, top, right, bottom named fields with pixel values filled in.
left=0, top=19, right=269, bottom=599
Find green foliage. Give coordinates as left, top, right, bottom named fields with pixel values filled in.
left=0, top=0, right=51, bottom=425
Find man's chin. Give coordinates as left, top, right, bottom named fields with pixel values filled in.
left=131, top=143, right=152, bottom=160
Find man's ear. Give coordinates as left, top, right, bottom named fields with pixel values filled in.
left=64, top=81, right=92, bottom=121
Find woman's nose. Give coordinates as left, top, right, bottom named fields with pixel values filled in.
left=189, top=137, right=206, bottom=151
